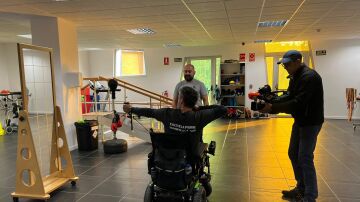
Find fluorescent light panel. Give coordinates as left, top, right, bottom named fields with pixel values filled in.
left=163, top=43, right=182, bottom=48
left=127, top=28, right=155, bottom=35
left=258, top=20, right=288, bottom=27
left=81, top=48, right=103, bottom=51
left=254, top=39, right=272, bottom=43
left=17, top=34, right=32, bottom=39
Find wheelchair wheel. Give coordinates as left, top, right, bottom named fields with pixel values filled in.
left=144, top=184, right=153, bottom=202
left=193, top=185, right=206, bottom=202
left=203, top=182, right=212, bottom=197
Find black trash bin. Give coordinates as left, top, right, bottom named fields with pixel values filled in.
left=74, top=120, right=99, bottom=151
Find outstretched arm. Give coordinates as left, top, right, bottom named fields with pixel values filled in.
left=197, top=105, right=227, bottom=128
left=123, top=103, right=167, bottom=122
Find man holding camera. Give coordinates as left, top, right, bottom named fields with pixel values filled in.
left=259, top=50, right=324, bottom=202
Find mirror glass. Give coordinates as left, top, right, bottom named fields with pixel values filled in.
left=22, top=48, right=54, bottom=176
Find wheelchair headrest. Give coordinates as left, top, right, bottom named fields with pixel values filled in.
left=150, top=132, right=201, bottom=157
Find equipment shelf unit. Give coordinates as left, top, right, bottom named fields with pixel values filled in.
left=11, top=43, right=78, bottom=202
left=219, top=62, right=246, bottom=115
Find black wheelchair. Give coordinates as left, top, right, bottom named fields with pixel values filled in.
left=144, top=131, right=216, bottom=202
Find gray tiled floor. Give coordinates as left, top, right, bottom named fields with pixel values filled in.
left=0, top=118, right=360, bottom=201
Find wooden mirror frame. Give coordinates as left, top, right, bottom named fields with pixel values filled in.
left=12, top=43, right=78, bottom=201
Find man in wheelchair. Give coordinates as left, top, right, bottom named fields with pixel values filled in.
left=123, top=87, right=226, bottom=202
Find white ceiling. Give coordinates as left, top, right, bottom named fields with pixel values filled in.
left=0, top=0, right=360, bottom=48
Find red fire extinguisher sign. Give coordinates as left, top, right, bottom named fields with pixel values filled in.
left=249, top=53, right=255, bottom=62
left=164, top=57, right=169, bottom=65
left=239, top=53, right=246, bottom=62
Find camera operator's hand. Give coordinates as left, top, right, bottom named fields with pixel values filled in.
left=259, top=103, right=272, bottom=113
left=123, top=103, right=132, bottom=113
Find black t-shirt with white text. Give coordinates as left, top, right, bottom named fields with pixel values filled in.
left=131, top=105, right=227, bottom=135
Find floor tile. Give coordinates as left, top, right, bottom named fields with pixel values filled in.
left=1, top=119, right=360, bottom=201
left=249, top=166, right=285, bottom=179
left=77, top=194, right=122, bottom=202
left=60, top=175, right=105, bottom=193
left=89, top=179, right=148, bottom=197
left=328, top=182, right=360, bottom=198
left=81, top=166, right=120, bottom=177
left=250, top=190, right=289, bottom=202
left=250, top=177, right=289, bottom=193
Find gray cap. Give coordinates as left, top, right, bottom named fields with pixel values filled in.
left=277, top=50, right=302, bottom=64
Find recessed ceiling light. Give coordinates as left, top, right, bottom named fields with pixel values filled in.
left=80, top=48, right=103, bottom=51
left=163, top=43, right=182, bottom=48
left=17, top=34, right=32, bottom=39
left=258, top=20, right=288, bottom=28
left=127, top=28, right=155, bottom=35
left=52, top=0, right=70, bottom=2
left=254, top=39, right=272, bottom=43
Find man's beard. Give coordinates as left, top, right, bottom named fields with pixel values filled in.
left=184, top=75, right=193, bottom=81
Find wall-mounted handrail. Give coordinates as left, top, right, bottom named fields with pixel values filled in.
left=82, top=76, right=173, bottom=106
left=81, top=83, right=90, bottom=90
left=82, top=76, right=169, bottom=132
left=113, top=78, right=172, bottom=102
left=99, top=76, right=172, bottom=106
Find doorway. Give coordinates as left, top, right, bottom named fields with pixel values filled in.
left=264, top=41, right=313, bottom=117
left=183, top=56, right=221, bottom=104
left=264, top=41, right=313, bottom=91
left=266, top=53, right=310, bottom=91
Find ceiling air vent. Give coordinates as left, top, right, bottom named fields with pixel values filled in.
left=258, top=20, right=288, bottom=27
left=127, top=28, right=156, bottom=35
left=164, top=43, right=182, bottom=48
left=254, top=39, right=272, bottom=43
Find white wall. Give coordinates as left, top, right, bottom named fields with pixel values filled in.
left=0, top=44, right=10, bottom=90
left=5, top=39, right=359, bottom=120
left=0, top=43, right=20, bottom=92
left=78, top=50, right=90, bottom=78
left=88, top=49, right=114, bottom=77
left=311, top=39, right=360, bottom=119
left=86, top=40, right=360, bottom=120
left=57, top=18, right=82, bottom=150
left=86, top=44, right=267, bottom=109
left=31, top=16, right=83, bottom=151
left=3, top=43, right=21, bottom=92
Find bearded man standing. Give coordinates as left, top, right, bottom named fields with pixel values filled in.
left=172, top=64, right=209, bottom=108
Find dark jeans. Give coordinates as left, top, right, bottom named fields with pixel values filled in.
left=288, top=123, right=322, bottom=200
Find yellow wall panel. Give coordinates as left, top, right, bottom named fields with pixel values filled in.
left=265, top=41, right=309, bottom=53
left=265, top=57, right=274, bottom=88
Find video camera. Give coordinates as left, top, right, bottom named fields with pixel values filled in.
left=248, top=85, right=278, bottom=111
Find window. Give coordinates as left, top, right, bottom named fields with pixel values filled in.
left=115, top=49, right=145, bottom=77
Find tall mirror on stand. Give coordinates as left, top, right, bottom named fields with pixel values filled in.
left=11, top=43, right=78, bottom=202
